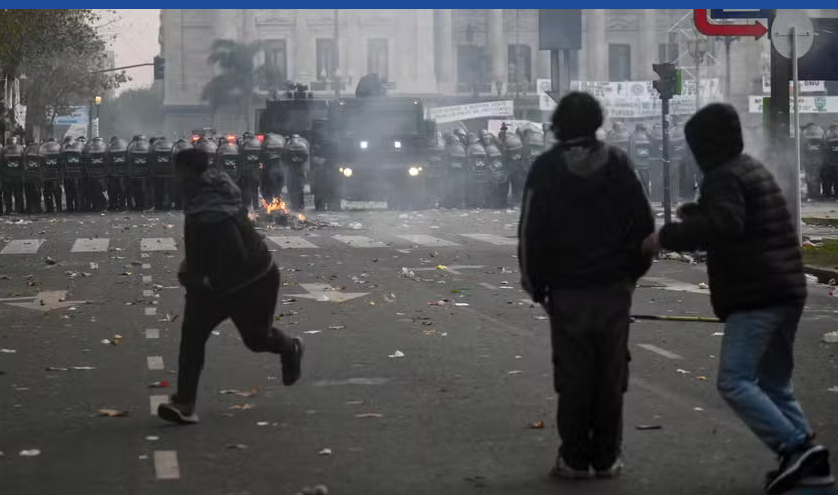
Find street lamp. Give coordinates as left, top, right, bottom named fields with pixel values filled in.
left=92, top=95, right=102, bottom=138
left=687, top=37, right=709, bottom=111
left=333, top=67, right=343, bottom=99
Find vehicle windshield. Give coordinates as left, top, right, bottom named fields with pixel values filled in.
left=334, top=105, right=421, bottom=136
left=261, top=104, right=326, bottom=135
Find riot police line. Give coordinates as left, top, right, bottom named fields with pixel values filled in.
left=0, top=132, right=312, bottom=216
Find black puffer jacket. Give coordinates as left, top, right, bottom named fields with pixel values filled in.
left=659, top=104, right=806, bottom=320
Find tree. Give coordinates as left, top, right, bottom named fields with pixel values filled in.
left=202, top=39, right=286, bottom=130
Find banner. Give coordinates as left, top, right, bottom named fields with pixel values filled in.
left=52, top=106, right=89, bottom=126
left=567, top=79, right=724, bottom=119
left=487, top=119, right=543, bottom=136
left=536, top=79, right=556, bottom=112
left=426, top=100, right=514, bottom=124
left=748, top=95, right=838, bottom=114
left=761, top=76, right=826, bottom=94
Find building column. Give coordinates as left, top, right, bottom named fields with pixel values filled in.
left=488, top=9, right=507, bottom=95
left=294, top=10, right=314, bottom=85
left=585, top=9, right=607, bottom=81
left=436, top=9, right=455, bottom=92
left=636, top=10, right=658, bottom=80
left=415, top=9, right=438, bottom=94
left=240, top=9, right=256, bottom=43
left=345, top=9, right=363, bottom=86
left=214, top=9, right=238, bottom=42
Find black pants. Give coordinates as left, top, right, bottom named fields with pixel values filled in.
left=64, top=178, right=81, bottom=212
left=108, top=177, right=127, bottom=210
left=821, top=168, right=837, bottom=198
left=3, top=181, right=25, bottom=214
left=238, top=176, right=260, bottom=211
left=152, top=177, right=174, bottom=210
left=24, top=181, right=42, bottom=213
left=176, top=265, right=294, bottom=404
left=549, top=282, right=633, bottom=471
left=42, top=180, right=62, bottom=213
left=129, top=177, right=150, bottom=210
left=86, top=177, right=107, bottom=211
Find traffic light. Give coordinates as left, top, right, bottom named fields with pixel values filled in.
left=153, top=56, right=165, bottom=80
left=652, top=62, right=682, bottom=100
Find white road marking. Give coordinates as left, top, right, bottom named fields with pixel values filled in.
left=1, top=239, right=45, bottom=255
left=153, top=451, right=181, bottom=480
left=144, top=307, right=157, bottom=316
left=145, top=328, right=160, bottom=339
left=147, top=356, right=165, bottom=370
left=409, top=264, right=485, bottom=275
left=461, top=233, right=518, bottom=246
left=267, top=236, right=318, bottom=249
left=637, top=343, right=684, bottom=360
left=142, top=275, right=153, bottom=284
left=332, top=235, right=387, bottom=248
left=397, top=234, right=460, bottom=247
left=149, top=395, right=168, bottom=415
left=142, top=263, right=151, bottom=270
left=143, top=290, right=154, bottom=297
left=70, top=238, right=110, bottom=253
left=141, top=238, right=177, bottom=252
left=479, top=282, right=499, bottom=290
left=641, top=277, right=709, bottom=295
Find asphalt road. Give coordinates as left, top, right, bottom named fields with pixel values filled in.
left=1, top=207, right=838, bottom=495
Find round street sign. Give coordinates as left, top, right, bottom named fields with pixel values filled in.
left=771, top=9, right=814, bottom=59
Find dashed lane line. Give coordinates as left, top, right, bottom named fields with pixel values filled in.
left=153, top=451, right=181, bottom=480
left=637, top=343, right=684, bottom=360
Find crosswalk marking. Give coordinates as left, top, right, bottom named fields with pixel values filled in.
left=460, top=233, right=518, bottom=246
left=141, top=238, right=177, bottom=252
left=268, top=236, right=318, bottom=249
left=154, top=450, right=181, bottom=480
left=332, top=235, right=387, bottom=248
left=0, top=239, right=45, bottom=255
left=397, top=234, right=461, bottom=247
left=147, top=356, right=165, bottom=370
left=71, top=238, right=110, bottom=253
left=149, top=395, right=167, bottom=416
left=637, top=343, right=684, bottom=360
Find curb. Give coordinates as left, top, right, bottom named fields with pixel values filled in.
left=804, top=265, right=838, bottom=284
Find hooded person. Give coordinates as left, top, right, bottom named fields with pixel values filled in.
left=518, top=91, right=654, bottom=480
left=157, top=148, right=304, bottom=425
left=644, top=103, right=831, bottom=494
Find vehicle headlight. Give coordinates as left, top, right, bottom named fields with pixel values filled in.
left=408, top=167, right=420, bottom=177
left=360, top=141, right=368, bottom=149
left=341, top=167, right=353, bottom=177
left=394, top=141, right=402, bottom=149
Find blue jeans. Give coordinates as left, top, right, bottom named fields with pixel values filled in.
left=718, top=303, right=810, bottom=454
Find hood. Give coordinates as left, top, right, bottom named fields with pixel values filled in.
left=182, top=168, right=243, bottom=221
left=561, top=140, right=609, bottom=178
left=685, top=103, right=743, bottom=171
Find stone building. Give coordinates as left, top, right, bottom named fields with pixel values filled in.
left=159, top=9, right=773, bottom=133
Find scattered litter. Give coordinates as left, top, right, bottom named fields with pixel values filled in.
left=89, top=262, right=99, bottom=270
left=507, top=370, right=523, bottom=375
left=304, top=330, right=323, bottom=335
left=830, top=278, right=837, bottom=286
left=19, top=449, right=40, bottom=457
left=436, top=265, right=448, bottom=271
left=296, top=485, right=329, bottom=495
left=355, top=413, right=383, bottom=418
left=226, top=443, right=248, bottom=450
left=712, top=332, right=724, bottom=336
left=500, top=267, right=513, bottom=274
left=318, top=448, right=332, bottom=456
left=327, top=325, right=345, bottom=331
left=101, top=336, right=122, bottom=346
left=514, top=355, right=523, bottom=360
left=230, top=404, right=254, bottom=410
left=383, top=292, right=396, bottom=302
left=428, top=300, right=447, bottom=306
left=454, top=303, right=469, bottom=307
left=697, top=376, right=708, bottom=381
left=400, top=267, right=416, bottom=279
left=822, top=331, right=838, bottom=344
left=219, top=387, right=259, bottom=398
left=145, top=436, right=159, bottom=441
left=0, top=274, right=9, bottom=280
left=147, top=381, right=169, bottom=388
left=159, top=313, right=179, bottom=323
left=348, top=222, right=363, bottom=230
left=388, top=350, right=405, bottom=358
left=805, top=274, right=819, bottom=285
left=636, top=425, right=662, bottom=431
left=0, top=348, right=16, bottom=354
left=369, top=302, right=375, bottom=306
left=98, top=409, right=130, bottom=417
left=828, top=386, right=838, bottom=393
left=45, top=366, right=96, bottom=371
left=534, top=316, right=548, bottom=320
left=698, top=283, right=709, bottom=290
left=256, top=421, right=270, bottom=426
left=694, top=407, right=704, bottom=412
left=528, top=421, right=544, bottom=429
left=676, top=369, right=691, bottom=375
left=44, top=257, right=56, bottom=265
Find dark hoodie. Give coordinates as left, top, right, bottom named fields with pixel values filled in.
left=658, top=103, right=806, bottom=320
left=518, top=141, right=654, bottom=300
left=179, top=168, right=273, bottom=297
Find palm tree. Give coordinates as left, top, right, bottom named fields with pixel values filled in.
left=201, top=39, right=264, bottom=131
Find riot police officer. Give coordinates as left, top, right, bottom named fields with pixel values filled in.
left=520, top=126, right=545, bottom=196
left=127, top=135, right=152, bottom=210
left=60, top=137, right=84, bottom=212
left=23, top=141, right=43, bottom=213
left=239, top=134, right=262, bottom=210
left=465, top=133, right=488, bottom=208
left=171, top=138, right=194, bottom=210
left=824, top=123, right=838, bottom=199
left=425, top=131, right=447, bottom=209
left=195, top=137, right=218, bottom=168
left=284, top=134, right=309, bottom=211
left=481, top=132, right=507, bottom=208
left=151, top=137, right=175, bottom=210
left=261, top=133, right=286, bottom=205
left=629, top=124, right=653, bottom=198
left=83, top=137, right=109, bottom=211
left=2, top=141, right=26, bottom=214
left=216, top=138, right=242, bottom=181
left=443, top=132, right=467, bottom=209
left=502, top=131, right=525, bottom=204
left=107, top=136, right=129, bottom=211
left=40, top=139, right=62, bottom=213
left=606, top=122, right=631, bottom=153
left=800, top=123, right=826, bottom=199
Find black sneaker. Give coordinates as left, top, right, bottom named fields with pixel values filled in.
left=281, top=337, right=304, bottom=386
left=157, top=397, right=199, bottom=425
left=765, top=454, right=835, bottom=488
left=766, top=444, right=830, bottom=494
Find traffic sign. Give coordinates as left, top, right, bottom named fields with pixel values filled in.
left=709, top=9, right=770, bottom=20
left=693, top=9, right=768, bottom=39
left=770, top=10, right=814, bottom=60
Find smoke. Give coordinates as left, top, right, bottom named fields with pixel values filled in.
left=741, top=121, right=799, bottom=209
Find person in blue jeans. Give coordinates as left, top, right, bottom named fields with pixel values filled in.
left=643, top=103, right=832, bottom=494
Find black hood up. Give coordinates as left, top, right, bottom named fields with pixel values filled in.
left=684, top=103, right=744, bottom=172
left=182, top=167, right=243, bottom=220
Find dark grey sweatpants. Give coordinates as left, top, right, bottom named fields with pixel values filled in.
left=549, top=281, right=633, bottom=471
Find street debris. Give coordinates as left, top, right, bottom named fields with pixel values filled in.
left=528, top=421, right=545, bottom=429
left=383, top=292, right=397, bottom=303
left=219, top=386, right=259, bottom=398
left=230, top=404, right=254, bottom=410
left=44, top=256, right=56, bottom=265
left=98, top=409, right=130, bottom=417
left=318, top=448, right=332, bottom=456
left=226, top=443, right=248, bottom=450
left=355, top=413, right=383, bottom=418
left=676, top=369, right=691, bottom=375
left=256, top=421, right=270, bottom=426
left=145, top=436, right=159, bottom=441
left=19, top=449, right=41, bottom=457
left=388, top=350, right=405, bottom=358
left=507, top=370, right=523, bottom=375
left=304, top=330, right=323, bottom=335
left=454, top=303, right=469, bottom=307
left=400, top=267, right=417, bottom=279
left=822, top=331, right=838, bottom=344
left=713, top=332, right=725, bottom=336
left=1, top=348, right=16, bottom=353
left=147, top=381, right=169, bottom=388
left=636, top=425, right=663, bottom=431
left=436, top=265, right=448, bottom=271
left=89, top=262, right=99, bottom=270
left=698, top=283, right=709, bottom=290
left=45, top=366, right=96, bottom=371
left=294, top=484, right=329, bottom=495
left=828, top=386, right=838, bottom=393
left=428, top=300, right=447, bottom=306
left=694, top=407, right=704, bottom=412
left=349, top=222, right=363, bottom=230
left=327, top=325, right=345, bottom=331
left=697, top=376, right=708, bottom=381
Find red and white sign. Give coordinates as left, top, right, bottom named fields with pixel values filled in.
left=693, top=9, right=769, bottom=39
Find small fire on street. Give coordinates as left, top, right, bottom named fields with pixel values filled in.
left=251, top=197, right=320, bottom=229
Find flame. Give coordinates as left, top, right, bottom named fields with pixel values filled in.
left=298, top=213, right=306, bottom=222
left=247, top=211, right=259, bottom=222
left=261, top=197, right=289, bottom=215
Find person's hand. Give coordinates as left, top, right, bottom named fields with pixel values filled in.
left=642, top=232, right=661, bottom=257
left=677, top=203, right=700, bottom=220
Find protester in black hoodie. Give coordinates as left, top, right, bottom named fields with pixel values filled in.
left=157, top=148, right=304, bottom=425
left=644, top=103, right=831, bottom=494
left=518, top=92, right=654, bottom=480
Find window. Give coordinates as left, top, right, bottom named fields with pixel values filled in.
left=658, top=43, right=679, bottom=63
left=316, top=39, right=337, bottom=80
left=457, top=44, right=485, bottom=85
left=608, top=44, right=631, bottom=81
left=366, top=38, right=389, bottom=82
left=261, top=40, right=287, bottom=91
left=507, top=44, right=532, bottom=85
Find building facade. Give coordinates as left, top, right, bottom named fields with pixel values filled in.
left=159, top=9, right=772, bottom=133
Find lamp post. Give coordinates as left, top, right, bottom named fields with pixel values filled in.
left=687, top=37, right=709, bottom=112
left=92, top=95, right=102, bottom=139
left=333, top=67, right=343, bottom=99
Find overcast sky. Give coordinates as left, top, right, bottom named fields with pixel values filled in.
left=100, top=9, right=161, bottom=93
